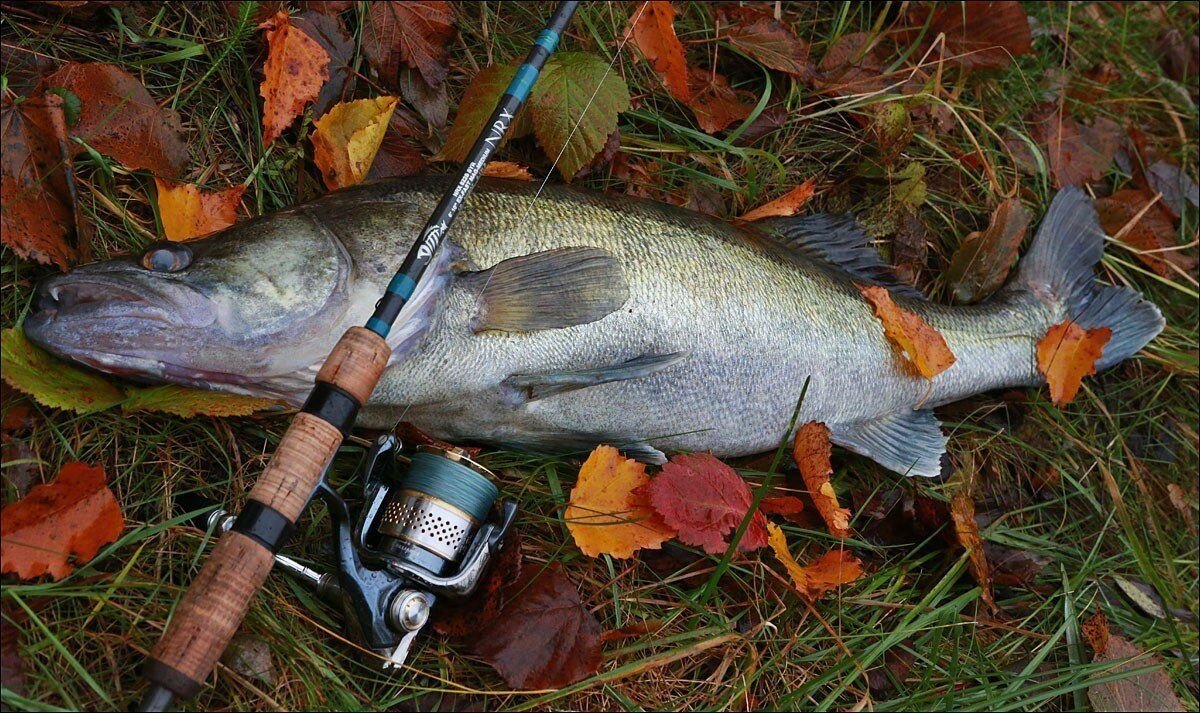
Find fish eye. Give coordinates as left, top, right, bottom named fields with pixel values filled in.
left=141, top=241, right=192, bottom=273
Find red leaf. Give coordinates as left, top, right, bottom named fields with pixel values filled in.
left=760, top=495, right=806, bottom=523
left=629, top=1, right=691, bottom=101
left=258, top=10, right=331, bottom=145
left=641, top=452, right=768, bottom=554
left=363, top=1, right=456, bottom=88
left=1025, top=104, right=1122, bottom=188
left=472, top=564, right=602, bottom=690
left=738, top=180, right=816, bottom=221
left=1095, top=188, right=1196, bottom=277
left=910, top=1, right=1031, bottom=70
left=433, top=531, right=523, bottom=639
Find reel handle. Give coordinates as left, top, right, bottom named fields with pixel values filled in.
left=140, top=327, right=390, bottom=706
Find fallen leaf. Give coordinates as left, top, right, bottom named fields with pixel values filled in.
left=0, top=462, right=124, bottom=580
left=986, top=542, right=1050, bottom=588
left=311, top=96, right=399, bottom=189
left=566, top=446, right=674, bottom=559
left=482, top=161, right=533, bottom=181
left=857, top=284, right=956, bottom=379
left=1, top=328, right=125, bottom=414
left=1166, top=483, right=1195, bottom=530
left=437, top=65, right=525, bottom=161
left=767, top=523, right=864, bottom=600
left=599, top=619, right=666, bottom=644
left=300, top=1, right=354, bottom=14
left=738, top=180, right=816, bottom=221
left=891, top=207, right=929, bottom=290
left=258, top=10, right=331, bottom=145
left=0, top=612, right=24, bottom=697
left=809, top=32, right=890, bottom=95
left=1081, top=611, right=1109, bottom=655
left=944, top=198, right=1033, bottom=304
left=398, top=65, right=450, bottom=127
left=1, top=384, right=37, bottom=435
left=473, top=564, right=602, bottom=689
left=1026, top=105, right=1123, bottom=188
left=1095, top=188, right=1196, bottom=277
left=362, top=1, right=455, bottom=88
left=949, top=475, right=994, bottom=610
left=1145, top=160, right=1200, bottom=218
left=43, top=62, right=188, bottom=177
left=630, top=1, right=691, bottom=101
left=641, top=452, right=768, bottom=554
left=1155, top=28, right=1199, bottom=91
left=1036, top=321, right=1112, bottom=405
left=434, top=531, right=522, bottom=638
left=221, top=633, right=276, bottom=687
left=366, top=109, right=428, bottom=180
left=792, top=422, right=851, bottom=538
left=122, top=385, right=284, bottom=418
left=715, top=4, right=809, bottom=77
left=911, top=1, right=1031, bottom=70
left=871, top=103, right=914, bottom=164
left=1088, top=635, right=1186, bottom=712
left=1112, top=576, right=1168, bottom=620
left=685, top=66, right=754, bottom=135
left=154, top=179, right=244, bottom=241
left=760, top=495, right=806, bottom=522
left=292, top=10, right=356, bottom=118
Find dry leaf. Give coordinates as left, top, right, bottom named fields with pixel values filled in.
left=0, top=612, right=24, bottom=697
left=292, top=10, right=356, bottom=118
left=1025, top=105, right=1123, bottom=188
left=482, top=161, right=533, bottom=181
left=792, top=421, right=852, bottom=538
left=1081, top=611, right=1109, bottom=655
left=810, top=32, right=890, bottom=95
left=686, top=67, right=754, bottom=134
left=715, top=5, right=809, bottom=76
left=767, top=523, right=864, bottom=600
left=630, top=1, right=690, bottom=101
left=259, top=10, right=331, bottom=145
left=949, top=475, right=994, bottom=611
left=366, top=109, right=427, bottom=180
left=640, top=452, right=768, bottom=554
left=944, top=198, right=1032, bottom=304
left=566, top=446, right=674, bottom=559
left=738, top=180, right=816, bottom=221
left=154, top=179, right=244, bottom=241
left=311, top=96, right=398, bottom=189
left=857, top=284, right=956, bottom=379
left=1036, top=321, right=1112, bottom=405
left=0, top=462, right=124, bottom=580
left=363, top=1, right=455, bottom=88
left=760, top=495, right=806, bottom=522
left=1088, top=635, right=1186, bottom=712
left=912, top=1, right=1031, bottom=70
left=1095, top=188, right=1196, bottom=277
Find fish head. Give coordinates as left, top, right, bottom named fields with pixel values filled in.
left=24, top=209, right=360, bottom=401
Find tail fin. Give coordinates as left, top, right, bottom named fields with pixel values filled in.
left=1011, top=187, right=1164, bottom=370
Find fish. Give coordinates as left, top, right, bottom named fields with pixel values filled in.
left=23, top=178, right=1164, bottom=476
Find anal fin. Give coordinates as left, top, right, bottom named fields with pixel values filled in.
left=504, top=352, right=688, bottom=401
left=829, top=409, right=947, bottom=477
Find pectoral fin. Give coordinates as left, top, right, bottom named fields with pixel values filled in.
left=466, top=247, right=629, bottom=332
left=503, top=352, right=688, bottom=401
left=829, top=408, right=947, bottom=477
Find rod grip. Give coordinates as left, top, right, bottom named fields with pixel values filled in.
left=144, top=327, right=391, bottom=697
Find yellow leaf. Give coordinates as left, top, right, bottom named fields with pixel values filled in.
left=767, top=522, right=864, bottom=600
left=566, top=445, right=675, bottom=559
left=312, top=96, right=398, bottom=189
left=1036, top=320, right=1111, bottom=405
left=154, top=179, right=244, bottom=241
left=259, top=10, right=331, bottom=145
left=857, top=283, right=956, bottom=379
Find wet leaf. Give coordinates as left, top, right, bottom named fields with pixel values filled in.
left=1, top=384, right=37, bottom=436
left=154, top=178, right=244, bottom=241
left=949, top=475, right=994, bottom=610
left=685, top=66, right=754, bottom=135
left=715, top=5, right=809, bottom=77
left=258, top=10, right=331, bottom=145
left=0, top=462, right=124, bottom=580
left=630, top=1, right=690, bottom=101
left=1036, top=321, right=1112, bottom=405
left=482, top=161, right=533, bottom=181
left=398, top=65, right=449, bottom=128
left=857, top=284, right=956, bottom=379
left=767, top=523, right=864, bottom=600
left=1088, top=635, right=1185, bottom=712
left=311, top=96, right=399, bottom=189
left=529, top=53, right=631, bottom=179
left=1027, top=105, right=1122, bottom=188
left=911, top=1, right=1031, bottom=70
left=367, top=109, right=428, bottom=180
left=122, top=385, right=284, bottom=418
left=0, top=328, right=124, bottom=415
left=363, top=1, right=455, bottom=88
left=1095, top=188, right=1196, bottom=277
left=986, top=542, right=1050, bottom=587
left=792, top=422, right=851, bottom=538
left=566, top=446, right=674, bottom=559
left=293, top=9, right=356, bottom=118
left=473, top=564, right=602, bottom=690
left=760, top=495, right=806, bottom=522
left=810, top=32, right=889, bottom=95
left=738, top=180, right=816, bottom=221
left=945, top=198, right=1033, bottom=304
left=0, top=612, right=24, bottom=697
left=1155, top=28, right=1199, bottom=90
left=641, top=452, right=768, bottom=554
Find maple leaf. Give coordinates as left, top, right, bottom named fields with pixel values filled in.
left=566, top=446, right=674, bottom=559
left=715, top=5, right=809, bottom=77
left=122, top=385, right=285, bottom=418
left=793, top=422, right=852, bottom=539
left=857, top=284, right=956, bottom=380
left=434, top=531, right=523, bottom=639
left=0, top=462, right=124, bottom=580
left=944, top=198, right=1032, bottom=304
left=529, top=52, right=632, bottom=179
left=738, top=180, right=816, bottom=221
left=641, top=452, right=768, bottom=554
left=363, top=1, right=456, bottom=88
left=910, top=1, right=1031, bottom=70
left=43, top=62, right=188, bottom=177
left=154, top=178, right=244, bottom=241
left=1036, top=321, right=1112, bottom=405
left=311, top=96, right=399, bottom=189
left=258, top=10, right=331, bottom=146
left=685, top=66, right=754, bottom=135
left=1, top=328, right=124, bottom=414
left=630, top=1, right=691, bottom=101
left=1095, top=188, right=1196, bottom=277
left=767, top=523, right=864, bottom=600
left=482, top=161, right=533, bottom=181
left=473, top=564, right=602, bottom=690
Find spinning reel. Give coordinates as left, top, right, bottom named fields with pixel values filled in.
left=191, top=435, right=516, bottom=669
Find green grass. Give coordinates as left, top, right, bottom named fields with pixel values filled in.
left=2, top=1, right=1198, bottom=711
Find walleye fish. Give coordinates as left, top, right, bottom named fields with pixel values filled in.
left=24, top=178, right=1163, bottom=476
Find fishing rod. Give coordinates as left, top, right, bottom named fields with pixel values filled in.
left=137, top=3, right=580, bottom=709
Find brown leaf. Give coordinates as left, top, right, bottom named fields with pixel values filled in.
left=0, top=462, right=124, bottom=580
left=945, top=198, right=1033, bottom=304
left=1036, top=321, right=1112, bottom=405
left=810, top=32, right=890, bottom=95
left=641, top=452, right=768, bottom=554
left=292, top=9, right=356, bottom=119
left=366, top=109, right=427, bottom=181
left=258, top=10, right=331, bottom=145
left=767, top=523, right=864, bottom=600
left=1088, top=635, right=1186, bottom=712
left=43, top=62, right=188, bottom=177
left=1156, top=28, right=1199, bottom=90
left=715, top=5, right=809, bottom=77
left=473, top=564, right=602, bottom=690
left=566, top=446, right=675, bottom=559
left=1026, top=105, right=1123, bottom=188
left=630, top=1, right=691, bottom=101
left=792, top=422, right=851, bottom=538
left=154, top=179, right=244, bottom=241
left=949, top=477, right=994, bottom=610
left=433, top=531, right=522, bottom=639
left=482, top=161, right=533, bottom=181
left=599, top=619, right=666, bottom=644
left=1095, top=188, right=1196, bottom=277
left=685, top=67, right=754, bottom=135
left=738, top=180, right=816, bottom=221
left=911, top=1, right=1031, bottom=70
left=363, top=1, right=455, bottom=88
left=0, top=611, right=24, bottom=697
left=1081, top=611, right=1109, bottom=655
left=857, top=284, right=957, bottom=379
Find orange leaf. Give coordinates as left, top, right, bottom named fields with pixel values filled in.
left=767, top=523, right=863, bottom=600
left=311, top=96, right=398, bottom=189
left=1095, top=188, right=1196, bottom=277
left=566, top=446, right=675, bottom=559
left=738, top=180, right=816, bottom=221
left=950, top=480, right=994, bottom=611
left=259, top=11, right=332, bottom=145
left=793, top=422, right=851, bottom=538
left=0, top=462, right=124, bottom=580
left=685, top=66, right=753, bottom=134
left=1036, top=321, right=1112, bottom=405
left=482, top=161, right=533, bottom=181
left=857, top=284, right=956, bottom=379
left=154, top=179, right=245, bottom=241
left=629, top=1, right=691, bottom=102
left=1, top=94, right=76, bottom=270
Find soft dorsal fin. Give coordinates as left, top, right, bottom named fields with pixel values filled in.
left=464, top=247, right=629, bottom=332
left=503, top=352, right=687, bottom=401
left=829, top=408, right=947, bottom=477
left=757, top=213, right=927, bottom=300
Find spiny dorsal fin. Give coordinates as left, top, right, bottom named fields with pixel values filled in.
left=503, top=352, right=688, bottom=401
left=829, top=408, right=947, bottom=477
left=465, top=247, right=629, bottom=333
left=758, top=213, right=927, bottom=300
